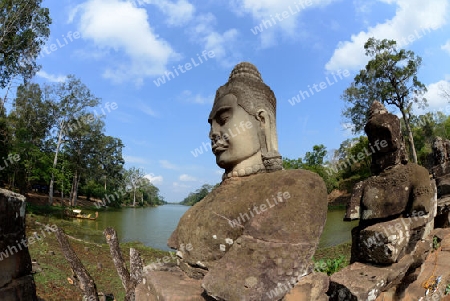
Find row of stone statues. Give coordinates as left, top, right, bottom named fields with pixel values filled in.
left=137, top=62, right=450, bottom=301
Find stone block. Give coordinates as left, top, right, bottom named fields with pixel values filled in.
left=0, top=276, right=37, bottom=301
left=328, top=256, right=413, bottom=301
left=355, top=218, right=411, bottom=264
left=401, top=231, right=450, bottom=300
left=135, top=266, right=208, bottom=301
left=437, top=174, right=450, bottom=198
left=0, top=189, right=35, bottom=301
left=282, top=272, right=329, bottom=301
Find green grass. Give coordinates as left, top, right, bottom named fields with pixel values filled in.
left=27, top=213, right=172, bottom=301
left=327, top=204, right=347, bottom=210
left=313, top=242, right=351, bottom=276
left=314, top=255, right=347, bottom=275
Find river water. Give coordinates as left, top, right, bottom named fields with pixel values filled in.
left=71, top=204, right=358, bottom=251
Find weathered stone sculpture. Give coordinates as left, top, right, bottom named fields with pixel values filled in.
left=346, top=101, right=435, bottom=225
left=431, top=136, right=450, bottom=228
left=136, top=62, right=328, bottom=301
left=209, top=62, right=283, bottom=178
left=0, top=189, right=37, bottom=301
left=329, top=101, right=437, bottom=300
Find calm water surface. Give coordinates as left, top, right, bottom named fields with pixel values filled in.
left=71, top=205, right=358, bottom=251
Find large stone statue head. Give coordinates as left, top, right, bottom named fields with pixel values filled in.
left=208, top=62, right=282, bottom=179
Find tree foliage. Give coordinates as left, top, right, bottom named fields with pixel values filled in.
left=342, top=37, right=427, bottom=163
left=180, top=184, right=216, bottom=206
left=0, top=0, right=51, bottom=89
left=0, top=78, right=165, bottom=208
left=44, top=75, right=101, bottom=204
left=283, top=144, right=338, bottom=193
left=409, top=112, right=450, bottom=168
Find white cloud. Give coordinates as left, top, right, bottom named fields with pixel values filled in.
left=179, top=174, right=197, bottom=182
left=415, top=80, right=450, bottom=114
left=442, top=40, right=450, bottom=54
left=137, top=102, right=157, bottom=116
left=134, top=0, right=195, bottom=27
left=325, top=0, right=449, bottom=72
left=36, top=71, right=66, bottom=83
left=180, top=90, right=213, bottom=104
left=145, top=173, right=163, bottom=185
left=172, top=182, right=191, bottom=189
left=159, top=159, right=178, bottom=170
left=231, top=0, right=336, bottom=48
left=70, top=0, right=178, bottom=85
left=189, top=13, right=240, bottom=67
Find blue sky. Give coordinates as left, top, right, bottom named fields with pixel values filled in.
left=13, top=0, right=450, bottom=202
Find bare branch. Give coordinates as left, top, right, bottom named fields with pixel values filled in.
left=54, top=227, right=99, bottom=301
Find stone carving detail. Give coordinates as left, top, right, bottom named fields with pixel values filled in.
left=136, top=63, right=328, bottom=301
left=209, top=62, right=283, bottom=179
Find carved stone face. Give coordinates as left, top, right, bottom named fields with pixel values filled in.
left=208, top=93, right=261, bottom=172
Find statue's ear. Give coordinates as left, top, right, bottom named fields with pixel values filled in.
left=256, top=109, right=268, bottom=125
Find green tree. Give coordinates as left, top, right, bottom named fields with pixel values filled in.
left=123, top=167, right=145, bottom=207
left=283, top=145, right=338, bottom=193
left=329, top=136, right=371, bottom=191
left=8, top=83, right=53, bottom=191
left=282, top=157, right=302, bottom=170
left=342, top=38, right=427, bottom=163
left=137, top=177, right=164, bottom=206
left=65, top=115, right=104, bottom=206
left=409, top=112, right=450, bottom=167
left=0, top=0, right=51, bottom=89
left=180, top=184, right=215, bottom=206
left=45, top=75, right=100, bottom=204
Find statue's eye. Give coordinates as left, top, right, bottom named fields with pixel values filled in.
left=218, top=113, right=230, bottom=125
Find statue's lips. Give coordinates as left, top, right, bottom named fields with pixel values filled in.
left=212, top=146, right=228, bottom=155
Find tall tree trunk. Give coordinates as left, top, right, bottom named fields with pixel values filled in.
left=73, top=173, right=81, bottom=207
left=400, top=109, right=418, bottom=163
left=70, top=170, right=80, bottom=207
left=49, top=121, right=64, bottom=205
left=70, top=172, right=76, bottom=206
left=133, top=187, right=136, bottom=207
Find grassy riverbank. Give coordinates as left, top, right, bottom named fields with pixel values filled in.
left=27, top=209, right=351, bottom=300
left=27, top=213, right=172, bottom=301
